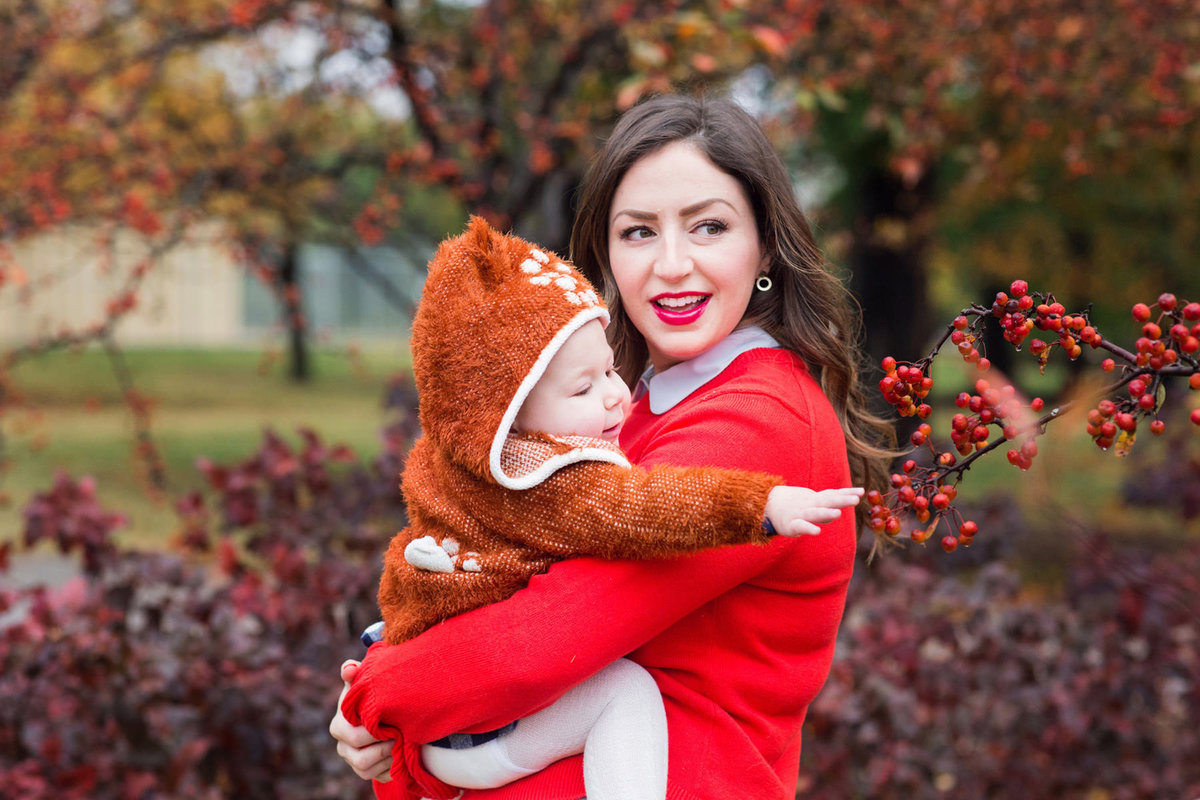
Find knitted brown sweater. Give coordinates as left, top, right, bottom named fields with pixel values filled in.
left=378, top=433, right=780, bottom=645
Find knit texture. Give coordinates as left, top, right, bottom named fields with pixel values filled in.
left=343, top=347, right=857, bottom=800
left=379, top=433, right=780, bottom=645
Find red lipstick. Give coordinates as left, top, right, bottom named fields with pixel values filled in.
left=651, top=293, right=710, bottom=326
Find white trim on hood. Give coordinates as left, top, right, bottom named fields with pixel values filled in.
left=489, top=305, right=628, bottom=489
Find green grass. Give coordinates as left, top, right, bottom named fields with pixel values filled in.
left=2, top=345, right=409, bottom=548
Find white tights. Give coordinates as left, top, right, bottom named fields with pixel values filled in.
left=420, top=658, right=667, bottom=800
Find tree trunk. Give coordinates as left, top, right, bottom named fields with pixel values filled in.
left=848, top=164, right=936, bottom=370
left=279, top=242, right=310, bottom=383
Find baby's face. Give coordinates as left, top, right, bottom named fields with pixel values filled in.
left=515, top=319, right=632, bottom=442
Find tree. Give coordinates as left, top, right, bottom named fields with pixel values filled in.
left=741, top=0, right=1199, bottom=362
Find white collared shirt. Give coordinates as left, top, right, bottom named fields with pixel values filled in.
left=632, top=326, right=780, bottom=414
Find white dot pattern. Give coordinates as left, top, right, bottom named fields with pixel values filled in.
left=522, top=248, right=600, bottom=308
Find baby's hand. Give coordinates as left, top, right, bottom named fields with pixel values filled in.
left=765, top=486, right=864, bottom=537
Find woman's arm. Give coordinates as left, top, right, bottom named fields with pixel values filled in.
left=342, top=392, right=823, bottom=745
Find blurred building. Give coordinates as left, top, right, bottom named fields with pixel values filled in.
left=0, top=224, right=429, bottom=346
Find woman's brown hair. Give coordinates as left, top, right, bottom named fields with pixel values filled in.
left=569, top=94, right=897, bottom=532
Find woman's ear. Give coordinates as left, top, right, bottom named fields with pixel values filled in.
left=757, top=249, right=772, bottom=276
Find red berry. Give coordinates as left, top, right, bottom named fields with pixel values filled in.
left=1143, top=322, right=1162, bottom=340
left=931, top=493, right=950, bottom=510
left=941, top=535, right=958, bottom=553
left=1190, top=373, right=1200, bottom=391
left=1128, top=379, right=1146, bottom=396
left=884, top=516, right=902, bottom=536
left=910, top=430, right=926, bottom=446
left=1191, top=409, right=1200, bottom=426
left=1183, top=337, right=1199, bottom=355
left=1150, top=420, right=1166, bottom=436
left=1101, top=358, right=1115, bottom=372
left=1116, top=413, right=1137, bottom=432
left=959, top=521, right=978, bottom=537
left=1010, top=279, right=1029, bottom=297
left=953, top=315, right=969, bottom=330
left=1132, top=303, right=1152, bottom=322
left=1183, top=302, right=1200, bottom=321
left=1098, top=399, right=1116, bottom=416
left=1031, top=397, right=1045, bottom=412
left=1158, top=293, right=1177, bottom=312
left=1138, top=393, right=1156, bottom=410
left=881, top=356, right=896, bottom=372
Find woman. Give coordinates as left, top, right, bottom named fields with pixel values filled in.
left=331, top=94, right=894, bottom=800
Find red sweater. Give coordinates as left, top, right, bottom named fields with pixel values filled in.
left=342, top=347, right=856, bottom=800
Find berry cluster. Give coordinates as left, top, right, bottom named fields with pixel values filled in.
left=873, top=280, right=1200, bottom=555
left=878, top=356, right=933, bottom=418
left=1080, top=294, right=1200, bottom=450
left=1131, top=294, right=1200, bottom=368
left=866, top=464, right=976, bottom=553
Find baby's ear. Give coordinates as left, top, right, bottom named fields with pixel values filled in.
left=462, top=215, right=508, bottom=289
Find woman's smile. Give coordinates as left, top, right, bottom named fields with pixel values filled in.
left=651, top=292, right=711, bottom=325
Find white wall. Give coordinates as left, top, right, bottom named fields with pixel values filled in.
left=0, top=222, right=247, bottom=346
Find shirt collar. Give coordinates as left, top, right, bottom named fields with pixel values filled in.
left=632, top=326, right=780, bottom=414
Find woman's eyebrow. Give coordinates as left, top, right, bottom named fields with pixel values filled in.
left=611, top=208, right=657, bottom=223
left=611, top=197, right=738, bottom=225
left=678, top=198, right=737, bottom=217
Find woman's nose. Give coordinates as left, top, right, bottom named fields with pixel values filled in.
left=653, top=232, right=693, bottom=281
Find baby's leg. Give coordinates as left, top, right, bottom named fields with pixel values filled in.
left=421, top=658, right=667, bottom=797
left=499, top=657, right=667, bottom=800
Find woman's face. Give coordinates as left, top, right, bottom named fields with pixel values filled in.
left=607, top=141, right=767, bottom=372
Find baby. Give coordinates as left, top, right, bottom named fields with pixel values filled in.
left=358, top=218, right=861, bottom=800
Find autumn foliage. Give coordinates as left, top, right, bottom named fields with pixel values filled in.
left=2, top=1, right=1199, bottom=795
left=3, top=395, right=1199, bottom=796
left=0, top=378, right=419, bottom=798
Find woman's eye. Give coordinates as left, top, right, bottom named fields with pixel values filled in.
left=619, top=225, right=654, bottom=241
left=695, top=220, right=727, bottom=236
left=574, top=385, right=592, bottom=396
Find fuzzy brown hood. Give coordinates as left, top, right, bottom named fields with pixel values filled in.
left=410, top=216, right=621, bottom=488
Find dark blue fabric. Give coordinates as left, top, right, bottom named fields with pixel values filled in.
left=426, top=721, right=518, bottom=750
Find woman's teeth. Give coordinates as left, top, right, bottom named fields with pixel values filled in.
left=655, top=295, right=706, bottom=308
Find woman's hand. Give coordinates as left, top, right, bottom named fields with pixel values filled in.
left=330, top=659, right=393, bottom=783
